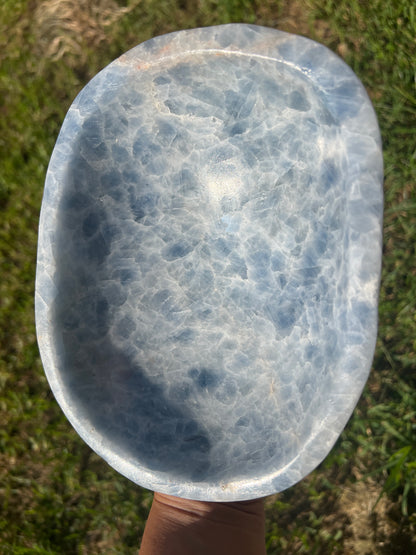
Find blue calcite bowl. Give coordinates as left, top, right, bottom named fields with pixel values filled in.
left=36, top=24, right=383, bottom=501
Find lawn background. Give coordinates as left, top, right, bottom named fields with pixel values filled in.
left=0, top=0, right=415, bottom=553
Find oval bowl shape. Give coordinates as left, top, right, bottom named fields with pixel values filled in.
left=35, top=24, right=383, bottom=501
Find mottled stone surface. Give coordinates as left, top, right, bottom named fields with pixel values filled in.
left=35, top=24, right=383, bottom=501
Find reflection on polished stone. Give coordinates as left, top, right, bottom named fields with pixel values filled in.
left=35, top=24, right=383, bottom=501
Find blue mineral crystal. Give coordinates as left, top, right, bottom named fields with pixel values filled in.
left=35, top=24, right=383, bottom=500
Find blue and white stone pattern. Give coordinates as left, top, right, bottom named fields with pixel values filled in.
left=35, top=24, right=383, bottom=501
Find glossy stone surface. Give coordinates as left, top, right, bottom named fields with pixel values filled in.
left=35, top=24, right=383, bottom=501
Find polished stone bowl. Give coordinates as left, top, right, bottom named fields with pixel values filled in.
left=35, top=24, right=383, bottom=501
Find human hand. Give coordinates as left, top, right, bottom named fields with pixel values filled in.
left=139, top=492, right=266, bottom=554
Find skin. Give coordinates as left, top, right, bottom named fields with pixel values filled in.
left=139, top=492, right=266, bottom=554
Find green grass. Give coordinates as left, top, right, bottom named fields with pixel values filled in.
left=1, top=0, right=415, bottom=552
